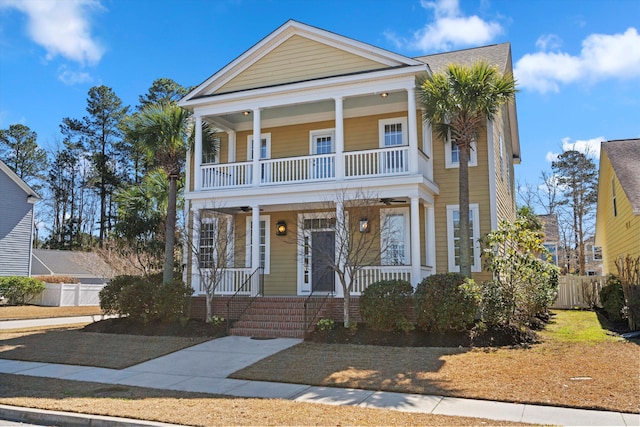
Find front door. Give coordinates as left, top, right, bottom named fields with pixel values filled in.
left=311, top=231, right=335, bottom=292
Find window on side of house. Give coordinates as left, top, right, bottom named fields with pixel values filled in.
left=445, top=136, right=478, bottom=169
left=199, top=217, right=217, bottom=269
left=446, top=204, right=481, bottom=272
left=381, top=207, right=410, bottom=265
left=245, top=216, right=270, bottom=274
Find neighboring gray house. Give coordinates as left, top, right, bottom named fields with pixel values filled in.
left=0, top=159, right=40, bottom=277
left=31, top=249, right=113, bottom=284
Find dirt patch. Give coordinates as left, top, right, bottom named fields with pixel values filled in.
left=82, top=317, right=227, bottom=337
left=307, top=323, right=539, bottom=347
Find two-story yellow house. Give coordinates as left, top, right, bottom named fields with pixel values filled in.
left=595, top=138, right=640, bottom=275
left=178, top=20, right=519, bottom=336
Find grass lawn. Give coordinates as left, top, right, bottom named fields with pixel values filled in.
left=0, top=309, right=637, bottom=425
left=0, top=374, right=531, bottom=426
left=0, top=305, right=103, bottom=320
left=0, top=326, right=211, bottom=369
left=231, top=310, right=640, bottom=414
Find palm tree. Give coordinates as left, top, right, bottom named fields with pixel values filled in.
left=124, top=103, right=217, bottom=284
left=420, top=61, right=516, bottom=277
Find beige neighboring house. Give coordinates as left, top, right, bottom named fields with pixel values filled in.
left=538, top=214, right=559, bottom=267
left=178, top=20, right=520, bottom=333
left=595, top=138, right=640, bottom=275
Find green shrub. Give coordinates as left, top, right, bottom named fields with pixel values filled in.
left=0, top=276, right=45, bottom=305
left=99, top=273, right=193, bottom=323
left=359, top=279, right=414, bottom=331
left=480, top=280, right=514, bottom=327
left=415, top=273, right=481, bottom=333
left=600, top=275, right=625, bottom=322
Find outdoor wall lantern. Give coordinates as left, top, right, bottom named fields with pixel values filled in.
left=380, top=92, right=389, bottom=98
left=243, top=111, right=251, bottom=116
left=359, top=218, right=370, bottom=233
left=276, top=220, right=287, bottom=236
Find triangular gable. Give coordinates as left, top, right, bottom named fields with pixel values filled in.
left=182, top=20, right=422, bottom=101
left=0, top=159, right=40, bottom=201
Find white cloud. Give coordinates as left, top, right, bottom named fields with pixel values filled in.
left=535, top=34, right=562, bottom=51
left=546, top=136, right=604, bottom=163
left=385, top=0, right=502, bottom=52
left=0, top=0, right=105, bottom=65
left=515, top=28, right=640, bottom=93
left=58, top=66, right=93, bottom=85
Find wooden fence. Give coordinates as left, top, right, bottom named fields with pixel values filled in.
left=552, top=275, right=605, bottom=309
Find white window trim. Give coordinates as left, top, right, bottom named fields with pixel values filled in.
left=297, top=211, right=338, bottom=295
left=247, top=133, right=271, bottom=160
left=309, top=128, right=335, bottom=154
left=199, top=214, right=234, bottom=268
left=446, top=204, right=481, bottom=273
left=445, top=137, right=478, bottom=168
left=380, top=207, right=410, bottom=265
left=245, top=215, right=270, bottom=274
left=378, top=117, right=408, bottom=148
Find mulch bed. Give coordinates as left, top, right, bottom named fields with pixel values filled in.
left=307, top=323, right=538, bottom=347
left=82, top=317, right=227, bottom=338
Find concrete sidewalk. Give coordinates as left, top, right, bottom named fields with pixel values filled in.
left=0, top=335, right=637, bottom=426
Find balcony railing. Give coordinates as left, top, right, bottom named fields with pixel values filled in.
left=199, top=146, right=412, bottom=190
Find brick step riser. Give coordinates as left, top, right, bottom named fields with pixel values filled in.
left=230, top=329, right=305, bottom=338
left=231, top=321, right=308, bottom=331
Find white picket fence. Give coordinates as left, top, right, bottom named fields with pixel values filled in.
left=31, top=282, right=105, bottom=307
left=552, top=275, right=605, bottom=309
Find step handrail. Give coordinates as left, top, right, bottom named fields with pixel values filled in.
left=226, top=266, right=264, bottom=333
left=303, top=268, right=335, bottom=335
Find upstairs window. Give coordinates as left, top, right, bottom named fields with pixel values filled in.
left=202, top=137, right=220, bottom=165
left=445, top=136, right=478, bottom=169
left=379, top=117, right=408, bottom=148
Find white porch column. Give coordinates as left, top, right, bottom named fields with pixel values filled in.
left=194, top=115, right=203, bottom=191
left=252, top=108, right=261, bottom=186
left=407, top=87, right=419, bottom=174
left=426, top=204, right=436, bottom=271
left=410, top=197, right=421, bottom=287
left=251, top=205, right=261, bottom=296
left=334, top=200, right=345, bottom=297
left=334, top=97, right=345, bottom=180
left=227, top=130, right=236, bottom=163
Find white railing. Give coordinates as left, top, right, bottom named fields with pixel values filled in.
left=31, top=282, right=105, bottom=307
left=201, top=162, right=252, bottom=189
left=351, top=266, right=412, bottom=294
left=199, top=147, right=412, bottom=190
left=345, top=146, right=409, bottom=178
left=552, top=275, right=604, bottom=309
left=262, top=153, right=335, bottom=184
left=199, top=268, right=252, bottom=295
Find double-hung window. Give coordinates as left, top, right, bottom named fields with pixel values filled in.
left=379, top=117, right=408, bottom=174
left=446, top=204, right=481, bottom=272
left=381, top=207, right=410, bottom=265
left=445, top=136, right=478, bottom=169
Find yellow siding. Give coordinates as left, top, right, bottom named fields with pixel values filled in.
left=595, top=151, right=640, bottom=274
left=216, top=35, right=387, bottom=94
left=432, top=128, right=492, bottom=283
left=494, top=107, right=517, bottom=223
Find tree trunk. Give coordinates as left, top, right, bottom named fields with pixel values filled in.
left=343, top=291, right=351, bottom=328
left=458, top=144, right=472, bottom=278
left=205, top=292, right=212, bottom=323
left=163, top=175, right=177, bottom=284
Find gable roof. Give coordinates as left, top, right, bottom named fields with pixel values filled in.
left=414, top=43, right=520, bottom=164
left=602, top=138, right=640, bottom=215
left=180, top=20, right=424, bottom=104
left=0, top=159, right=40, bottom=201
left=31, top=249, right=113, bottom=284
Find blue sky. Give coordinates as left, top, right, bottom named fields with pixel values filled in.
left=1, top=0, right=639, bottom=192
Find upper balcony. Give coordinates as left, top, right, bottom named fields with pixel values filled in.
left=198, top=145, right=431, bottom=190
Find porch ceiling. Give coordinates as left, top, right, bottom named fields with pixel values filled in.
left=210, top=91, right=408, bottom=129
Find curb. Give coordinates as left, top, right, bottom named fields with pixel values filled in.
left=0, top=404, right=187, bottom=427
